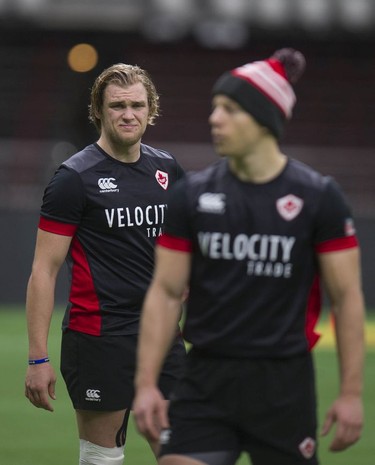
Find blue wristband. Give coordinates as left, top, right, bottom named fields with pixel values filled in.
left=28, top=357, right=50, bottom=365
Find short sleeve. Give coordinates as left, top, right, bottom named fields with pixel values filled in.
left=41, top=165, right=85, bottom=225
left=163, top=177, right=192, bottom=240
left=314, top=177, right=358, bottom=252
left=175, top=159, right=185, bottom=181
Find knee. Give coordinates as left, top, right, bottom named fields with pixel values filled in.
left=79, top=439, right=125, bottom=465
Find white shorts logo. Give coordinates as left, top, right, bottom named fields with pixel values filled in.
left=276, top=194, right=303, bottom=221
left=159, top=429, right=171, bottom=445
left=85, top=389, right=101, bottom=402
left=155, top=170, right=169, bottom=190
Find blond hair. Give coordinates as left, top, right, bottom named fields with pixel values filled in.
left=89, top=63, right=160, bottom=132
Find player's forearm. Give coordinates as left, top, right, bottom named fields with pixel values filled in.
left=333, top=291, right=365, bottom=396
left=26, top=271, right=56, bottom=358
left=135, top=286, right=181, bottom=389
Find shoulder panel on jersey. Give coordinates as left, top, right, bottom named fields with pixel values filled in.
left=287, top=158, right=328, bottom=189
left=63, top=144, right=105, bottom=173
left=187, top=159, right=227, bottom=188
left=141, top=143, right=173, bottom=159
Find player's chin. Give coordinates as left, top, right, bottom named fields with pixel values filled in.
left=212, top=143, right=227, bottom=157
left=119, top=133, right=142, bottom=146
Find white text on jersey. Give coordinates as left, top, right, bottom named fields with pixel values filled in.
left=198, top=232, right=296, bottom=278
left=105, top=204, right=167, bottom=228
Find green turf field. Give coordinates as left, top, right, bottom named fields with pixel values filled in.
left=0, top=306, right=374, bottom=465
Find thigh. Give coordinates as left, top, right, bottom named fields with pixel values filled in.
left=160, top=456, right=206, bottom=465
left=61, top=330, right=137, bottom=410
left=161, top=353, right=319, bottom=465
left=241, top=354, right=319, bottom=465
left=159, top=334, right=187, bottom=399
left=161, top=451, right=240, bottom=465
left=61, top=330, right=186, bottom=410
left=160, top=452, right=239, bottom=465
left=160, top=353, right=241, bottom=458
left=76, top=409, right=129, bottom=448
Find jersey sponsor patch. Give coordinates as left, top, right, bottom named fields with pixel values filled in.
left=155, top=170, right=169, bottom=190
left=276, top=194, right=303, bottom=221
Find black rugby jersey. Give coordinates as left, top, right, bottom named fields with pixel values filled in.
left=39, top=143, right=184, bottom=336
left=158, top=157, right=358, bottom=358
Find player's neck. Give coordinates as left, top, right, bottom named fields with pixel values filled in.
left=228, top=145, right=287, bottom=184
left=97, top=137, right=141, bottom=163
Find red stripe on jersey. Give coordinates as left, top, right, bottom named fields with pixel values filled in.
left=305, top=275, right=322, bottom=351
left=157, top=233, right=193, bottom=252
left=67, top=237, right=101, bottom=335
left=39, top=216, right=77, bottom=236
left=315, top=235, right=358, bottom=254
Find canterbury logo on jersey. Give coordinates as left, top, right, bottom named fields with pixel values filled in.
left=98, top=178, right=119, bottom=193
left=197, top=193, right=226, bottom=214
left=85, top=389, right=101, bottom=402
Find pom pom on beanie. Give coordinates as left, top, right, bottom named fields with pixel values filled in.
left=212, top=48, right=306, bottom=139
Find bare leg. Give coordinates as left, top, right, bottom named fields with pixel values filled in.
left=76, top=409, right=128, bottom=447
left=77, top=409, right=161, bottom=461
left=160, top=456, right=206, bottom=465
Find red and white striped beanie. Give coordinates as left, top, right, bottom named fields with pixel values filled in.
left=212, top=48, right=306, bottom=139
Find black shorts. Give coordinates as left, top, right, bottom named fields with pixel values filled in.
left=160, top=350, right=319, bottom=465
left=60, top=329, right=186, bottom=411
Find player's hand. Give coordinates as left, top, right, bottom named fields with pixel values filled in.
left=321, top=394, right=363, bottom=451
left=133, top=386, right=169, bottom=442
left=25, top=364, right=57, bottom=412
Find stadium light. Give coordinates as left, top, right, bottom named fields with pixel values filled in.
left=206, top=0, right=250, bottom=20
left=295, top=0, right=334, bottom=30
left=194, top=18, right=249, bottom=49
left=255, top=0, right=293, bottom=28
left=339, top=0, right=374, bottom=31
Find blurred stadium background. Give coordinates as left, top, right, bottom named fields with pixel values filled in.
left=1, top=0, right=374, bottom=307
